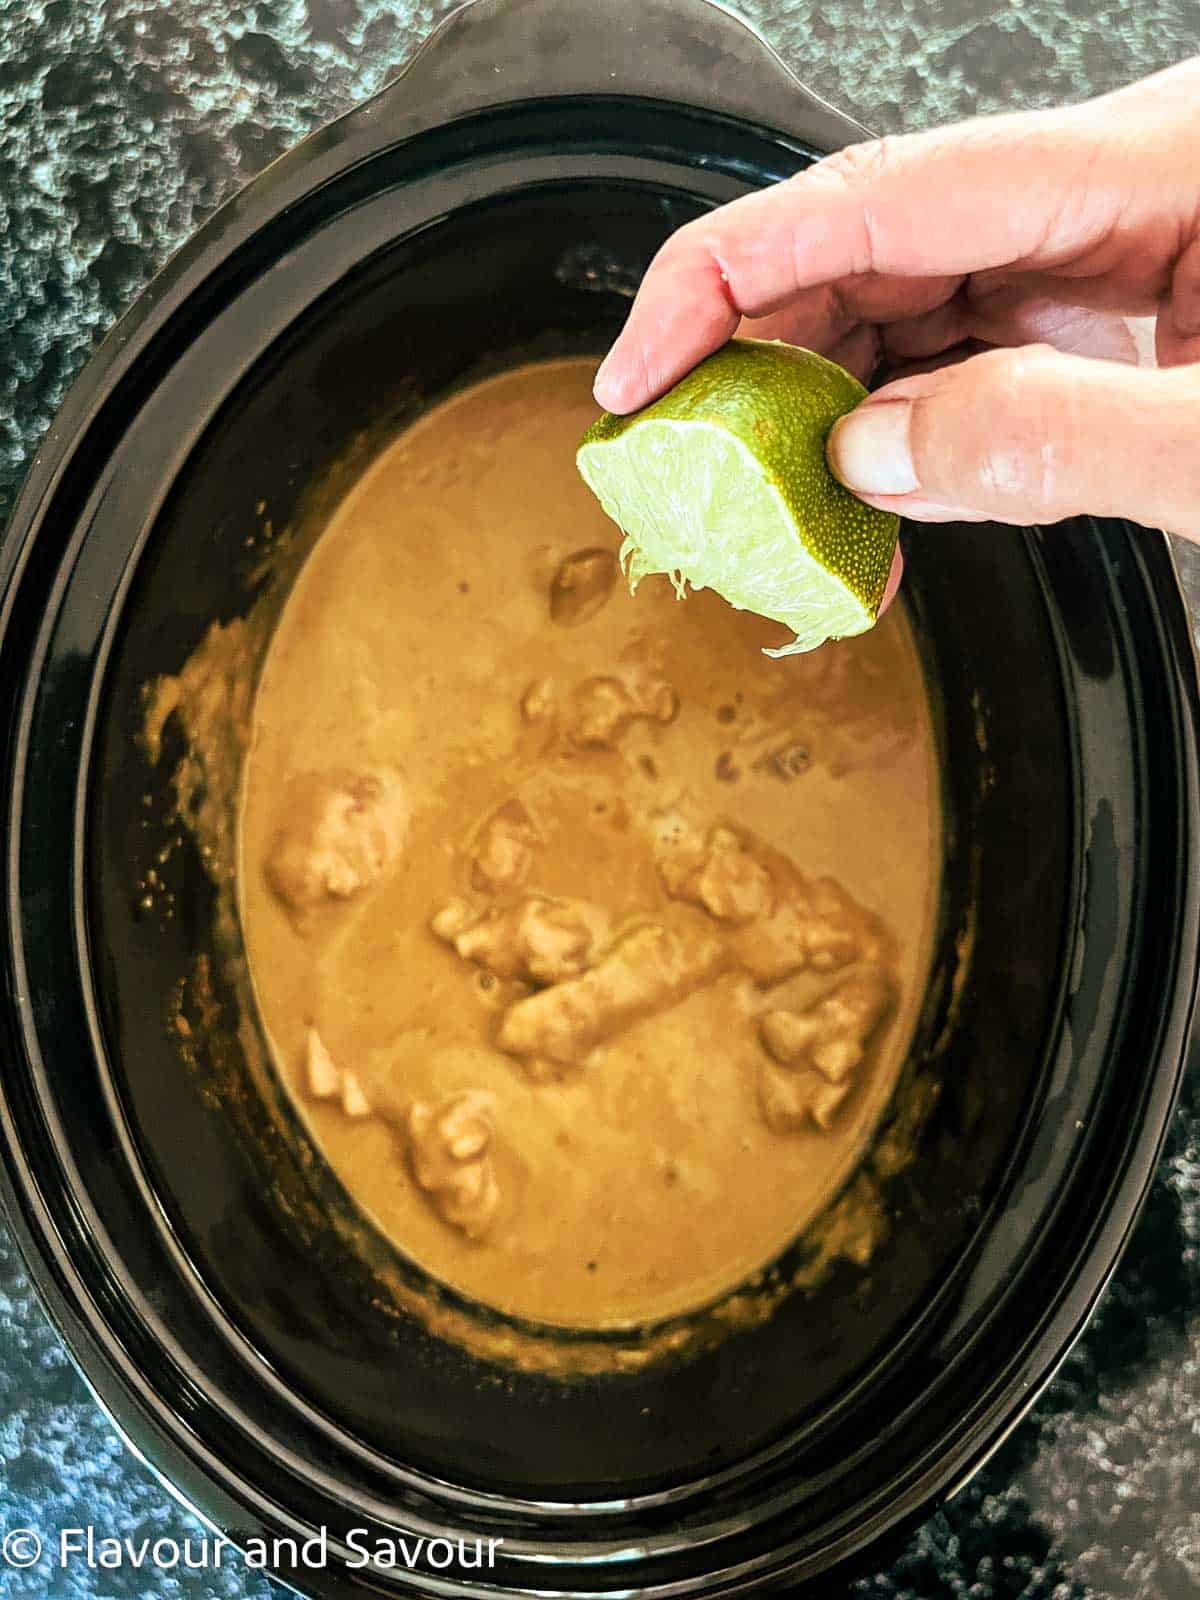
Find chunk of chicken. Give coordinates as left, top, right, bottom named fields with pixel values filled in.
left=519, top=678, right=557, bottom=725
left=406, top=1090, right=501, bottom=1241
left=658, top=824, right=774, bottom=925
left=432, top=896, right=595, bottom=984
left=732, top=874, right=883, bottom=983
left=549, top=548, right=619, bottom=626
left=759, top=968, right=893, bottom=1080
left=302, top=1026, right=373, bottom=1118
left=430, top=898, right=474, bottom=942
left=756, top=969, right=893, bottom=1135
left=340, top=1070, right=372, bottom=1119
left=658, top=820, right=878, bottom=977
left=266, top=767, right=407, bottom=919
left=496, top=920, right=726, bottom=1074
left=568, top=673, right=679, bottom=748
left=470, top=799, right=540, bottom=893
left=304, top=1026, right=341, bottom=1100
left=759, top=1060, right=852, bottom=1134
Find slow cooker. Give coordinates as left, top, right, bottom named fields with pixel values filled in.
left=1, top=0, right=1197, bottom=1593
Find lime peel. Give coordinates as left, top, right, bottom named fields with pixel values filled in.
left=576, top=338, right=900, bottom=657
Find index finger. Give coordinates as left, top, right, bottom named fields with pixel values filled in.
left=592, top=105, right=1108, bottom=414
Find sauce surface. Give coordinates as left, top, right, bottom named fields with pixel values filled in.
left=238, top=357, right=940, bottom=1330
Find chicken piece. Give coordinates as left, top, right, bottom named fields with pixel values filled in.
left=568, top=673, right=679, bottom=748
left=433, top=896, right=595, bottom=984
left=657, top=820, right=884, bottom=981
left=516, top=679, right=560, bottom=760
left=519, top=678, right=557, bottom=724
left=265, top=767, right=407, bottom=919
left=470, top=799, right=540, bottom=893
left=758, top=1060, right=852, bottom=1134
left=304, top=1026, right=340, bottom=1100
left=757, top=969, right=892, bottom=1136
left=406, top=1090, right=501, bottom=1241
left=760, top=968, right=893, bottom=1080
left=430, top=898, right=474, bottom=942
left=571, top=678, right=631, bottom=746
left=496, top=920, right=726, bottom=1073
left=549, top=548, right=619, bottom=625
left=731, top=874, right=882, bottom=983
left=302, top=1027, right=373, bottom=1117
left=340, top=1070, right=372, bottom=1119
left=657, top=825, right=774, bottom=925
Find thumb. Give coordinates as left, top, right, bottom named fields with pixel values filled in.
left=826, top=344, right=1200, bottom=538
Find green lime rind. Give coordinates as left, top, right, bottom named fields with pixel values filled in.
left=576, top=338, right=899, bottom=657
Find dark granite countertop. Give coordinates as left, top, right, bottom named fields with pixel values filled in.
left=0, top=2, right=1198, bottom=1596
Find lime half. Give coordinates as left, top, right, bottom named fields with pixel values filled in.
left=576, top=338, right=899, bottom=657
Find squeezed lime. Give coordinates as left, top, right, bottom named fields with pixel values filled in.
left=576, top=338, right=899, bottom=656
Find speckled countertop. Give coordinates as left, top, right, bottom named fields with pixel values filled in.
left=1, top=2, right=1198, bottom=1597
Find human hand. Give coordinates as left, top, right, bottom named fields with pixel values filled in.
left=593, top=58, right=1200, bottom=574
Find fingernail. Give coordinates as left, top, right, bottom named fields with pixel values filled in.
left=593, top=349, right=624, bottom=410
left=827, top=401, right=918, bottom=495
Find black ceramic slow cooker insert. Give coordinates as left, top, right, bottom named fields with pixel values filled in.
left=1, top=0, right=1197, bottom=1594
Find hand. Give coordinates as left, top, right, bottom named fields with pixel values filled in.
left=593, top=58, right=1200, bottom=568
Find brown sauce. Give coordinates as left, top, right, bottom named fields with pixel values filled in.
left=237, top=357, right=940, bottom=1331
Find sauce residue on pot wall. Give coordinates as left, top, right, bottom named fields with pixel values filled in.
left=142, top=356, right=946, bottom=1376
